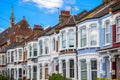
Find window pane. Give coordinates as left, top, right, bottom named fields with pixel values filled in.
left=91, top=60, right=97, bottom=70
left=69, top=29, right=74, bottom=47
left=81, top=60, right=87, bottom=80
left=70, top=60, right=74, bottom=78
left=80, top=27, right=87, bottom=47
left=62, top=31, right=66, bottom=48
left=33, top=43, right=37, bottom=56
left=53, top=38, right=56, bottom=51
left=39, top=40, right=43, bottom=55
left=62, top=60, right=66, bottom=77
left=90, top=25, right=97, bottom=46
left=91, top=60, right=97, bottom=80
left=92, top=71, right=97, bottom=80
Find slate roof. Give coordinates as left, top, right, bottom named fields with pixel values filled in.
left=0, top=18, right=33, bottom=46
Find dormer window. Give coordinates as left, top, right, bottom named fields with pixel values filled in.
left=80, top=26, right=87, bottom=47
left=90, top=24, right=97, bottom=46
left=61, top=31, right=66, bottom=48
left=33, top=43, right=37, bottom=57
left=69, top=29, right=75, bottom=47
left=116, top=17, right=120, bottom=42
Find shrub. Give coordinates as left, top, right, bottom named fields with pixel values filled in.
left=32, top=78, right=37, bottom=80
left=49, top=73, right=71, bottom=80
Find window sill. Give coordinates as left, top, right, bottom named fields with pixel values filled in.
left=78, top=46, right=99, bottom=50
left=103, top=43, right=111, bottom=47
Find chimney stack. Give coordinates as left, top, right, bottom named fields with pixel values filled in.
left=59, top=10, right=71, bottom=25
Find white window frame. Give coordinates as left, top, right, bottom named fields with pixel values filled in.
left=116, top=17, right=120, bottom=42
left=105, top=20, right=110, bottom=44
left=39, top=40, right=43, bottom=55
left=61, top=31, right=66, bottom=49
left=90, top=24, right=97, bottom=46
left=80, top=59, right=87, bottom=80
left=80, top=26, right=87, bottom=48
left=33, top=43, right=37, bottom=57
left=68, top=29, right=75, bottom=48
left=90, top=59, right=97, bottom=80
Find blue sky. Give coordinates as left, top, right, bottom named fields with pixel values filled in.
left=0, top=0, right=102, bottom=32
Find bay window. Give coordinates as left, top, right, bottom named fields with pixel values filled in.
left=62, top=31, right=66, bottom=48
left=80, top=26, right=87, bottom=47
left=15, top=50, right=17, bottom=62
left=45, top=39, right=49, bottom=54
left=2, top=55, right=4, bottom=65
left=69, top=29, right=75, bottom=47
left=11, top=51, right=14, bottom=63
left=29, top=44, right=32, bottom=57
left=91, top=59, right=97, bottom=80
left=105, top=21, right=110, bottom=44
left=70, top=59, right=74, bottom=78
left=33, top=66, right=37, bottom=79
left=81, top=60, right=87, bottom=80
left=90, top=24, right=97, bottom=46
left=62, top=60, right=66, bottom=77
left=8, top=52, right=10, bottom=63
left=40, top=64, right=42, bottom=79
left=33, top=43, right=37, bottom=57
left=45, top=64, right=48, bottom=79
left=19, top=49, right=22, bottom=60
left=116, top=17, right=120, bottom=42
left=39, top=40, right=43, bottom=55
left=53, top=38, right=56, bottom=51
left=29, top=66, right=31, bottom=79
left=19, top=68, right=22, bottom=79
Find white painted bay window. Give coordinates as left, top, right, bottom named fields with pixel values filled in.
left=33, top=43, right=37, bottom=57
left=39, top=40, right=43, bottom=55
left=62, top=60, right=66, bottom=77
left=53, top=38, right=56, bottom=51
left=40, top=64, right=42, bottom=79
left=69, top=29, right=75, bottom=47
left=19, top=49, right=22, bottom=60
left=62, top=31, right=66, bottom=48
left=45, top=39, right=49, bottom=54
left=116, top=17, right=120, bottom=42
left=80, top=60, right=87, bottom=80
left=8, top=51, right=10, bottom=63
left=91, top=59, right=97, bottom=80
left=70, top=59, right=74, bottom=78
left=33, top=66, right=37, bottom=79
left=80, top=26, right=87, bottom=47
left=105, top=21, right=110, bottom=44
left=29, top=44, right=32, bottom=57
left=90, top=24, right=97, bottom=46
left=11, top=51, right=14, bottom=63
left=45, top=64, right=49, bottom=79
left=2, top=55, right=4, bottom=65
left=15, top=50, right=17, bottom=62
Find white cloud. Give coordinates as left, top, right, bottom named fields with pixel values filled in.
left=22, top=0, right=63, bottom=9
left=74, top=6, right=79, bottom=11
left=65, top=6, right=79, bottom=12
left=65, top=6, right=72, bottom=11
left=0, top=27, right=4, bottom=33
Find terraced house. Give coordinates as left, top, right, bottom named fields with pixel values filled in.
left=0, top=0, right=120, bottom=80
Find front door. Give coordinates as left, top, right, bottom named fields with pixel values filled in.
left=116, top=57, right=120, bottom=78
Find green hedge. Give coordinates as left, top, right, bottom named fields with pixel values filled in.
left=49, top=73, right=71, bottom=80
